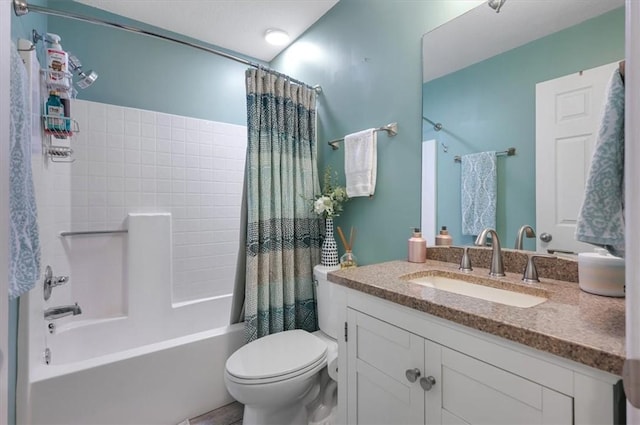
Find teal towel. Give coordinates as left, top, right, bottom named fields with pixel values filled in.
left=461, top=151, right=497, bottom=235
left=575, top=69, right=625, bottom=257
left=9, top=43, right=40, bottom=299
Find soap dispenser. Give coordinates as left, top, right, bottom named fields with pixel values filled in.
left=408, top=228, right=427, bottom=263
left=435, top=226, right=453, bottom=246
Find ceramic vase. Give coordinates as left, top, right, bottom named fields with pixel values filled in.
left=321, top=218, right=339, bottom=267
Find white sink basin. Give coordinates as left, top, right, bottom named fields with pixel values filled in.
left=408, top=275, right=547, bottom=308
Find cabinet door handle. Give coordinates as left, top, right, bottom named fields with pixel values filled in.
left=405, top=368, right=421, bottom=383
left=420, top=376, right=436, bottom=391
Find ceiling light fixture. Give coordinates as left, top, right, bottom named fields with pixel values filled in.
left=264, top=29, right=290, bottom=46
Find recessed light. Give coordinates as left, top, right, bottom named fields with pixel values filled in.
left=264, top=29, right=290, bottom=46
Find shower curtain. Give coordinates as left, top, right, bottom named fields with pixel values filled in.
left=240, top=68, right=322, bottom=342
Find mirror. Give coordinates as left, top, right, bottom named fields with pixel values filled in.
left=421, top=0, right=624, bottom=251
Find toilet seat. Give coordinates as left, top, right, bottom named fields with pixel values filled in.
left=225, top=329, right=327, bottom=385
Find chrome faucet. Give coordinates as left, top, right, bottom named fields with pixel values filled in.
left=44, top=303, right=82, bottom=320
left=475, top=228, right=505, bottom=277
left=514, top=225, right=536, bottom=250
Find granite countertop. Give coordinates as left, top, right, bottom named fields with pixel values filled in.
left=328, top=259, right=625, bottom=375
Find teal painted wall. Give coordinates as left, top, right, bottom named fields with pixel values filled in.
left=10, top=5, right=48, bottom=424
left=271, top=0, right=481, bottom=265
left=46, top=0, right=264, bottom=125
left=423, top=8, right=624, bottom=250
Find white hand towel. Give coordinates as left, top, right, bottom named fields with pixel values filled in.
left=345, top=129, right=377, bottom=197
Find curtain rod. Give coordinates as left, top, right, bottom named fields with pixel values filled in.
left=12, top=0, right=321, bottom=93
left=422, top=116, right=443, bottom=131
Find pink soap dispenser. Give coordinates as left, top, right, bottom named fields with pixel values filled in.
left=408, top=228, right=427, bottom=263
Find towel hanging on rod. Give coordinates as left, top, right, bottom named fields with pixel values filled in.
left=454, top=147, right=516, bottom=162
left=329, top=122, right=398, bottom=150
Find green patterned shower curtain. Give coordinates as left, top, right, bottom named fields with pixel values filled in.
left=244, top=68, right=322, bottom=342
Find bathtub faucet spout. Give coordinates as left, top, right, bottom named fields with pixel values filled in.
left=44, top=303, right=82, bottom=320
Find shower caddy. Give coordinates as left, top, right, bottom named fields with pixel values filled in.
left=36, top=30, right=79, bottom=163
left=42, top=74, right=79, bottom=162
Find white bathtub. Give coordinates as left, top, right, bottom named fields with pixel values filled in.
left=17, top=214, right=246, bottom=424
left=24, top=321, right=243, bottom=425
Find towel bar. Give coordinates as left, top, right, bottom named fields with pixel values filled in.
left=59, top=229, right=128, bottom=237
left=454, top=147, right=516, bottom=162
left=328, top=122, right=398, bottom=150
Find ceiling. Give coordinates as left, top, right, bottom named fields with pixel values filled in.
left=74, top=0, right=340, bottom=62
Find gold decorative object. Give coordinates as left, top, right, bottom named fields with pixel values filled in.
left=337, top=226, right=358, bottom=269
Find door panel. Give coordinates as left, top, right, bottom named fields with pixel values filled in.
left=355, top=312, right=416, bottom=382
left=356, top=371, right=415, bottom=425
left=542, top=388, right=573, bottom=425
left=347, top=309, right=424, bottom=425
left=442, top=409, right=470, bottom=425
left=536, top=61, right=619, bottom=254
left=442, top=367, right=541, bottom=424
left=439, top=347, right=572, bottom=425
left=443, top=347, right=542, bottom=409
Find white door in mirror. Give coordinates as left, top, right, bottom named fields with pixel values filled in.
left=536, top=61, right=619, bottom=254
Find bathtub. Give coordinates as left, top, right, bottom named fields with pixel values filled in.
left=17, top=214, right=246, bottom=424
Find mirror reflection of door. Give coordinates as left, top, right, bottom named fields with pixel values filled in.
left=535, top=61, right=619, bottom=255
left=421, top=1, right=624, bottom=250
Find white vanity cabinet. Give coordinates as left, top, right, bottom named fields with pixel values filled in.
left=341, top=290, right=622, bottom=425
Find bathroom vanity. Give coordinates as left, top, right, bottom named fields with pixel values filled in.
left=329, top=253, right=625, bottom=424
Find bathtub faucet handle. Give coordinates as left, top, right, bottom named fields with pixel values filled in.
left=53, top=276, right=69, bottom=285
left=43, top=265, right=70, bottom=301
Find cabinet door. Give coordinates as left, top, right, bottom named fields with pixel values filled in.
left=347, top=309, right=425, bottom=425
left=430, top=346, right=572, bottom=425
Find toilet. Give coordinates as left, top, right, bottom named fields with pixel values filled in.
left=224, top=265, right=340, bottom=425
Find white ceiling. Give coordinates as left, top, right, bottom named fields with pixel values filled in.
left=74, top=0, right=339, bottom=62
left=423, top=0, right=624, bottom=82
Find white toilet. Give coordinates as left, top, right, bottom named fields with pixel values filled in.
left=224, top=265, right=340, bottom=425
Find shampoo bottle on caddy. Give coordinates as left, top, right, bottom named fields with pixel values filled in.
left=45, top=33, right=69, bottom=89
left=408, top=228, right=427, bottom=263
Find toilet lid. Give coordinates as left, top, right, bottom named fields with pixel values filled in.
left=226, top=329, right=327, bottom=381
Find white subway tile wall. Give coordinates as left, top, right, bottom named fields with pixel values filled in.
left=55, top=100, right=247, bottom=303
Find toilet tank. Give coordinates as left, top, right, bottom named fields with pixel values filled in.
left=313, top=265, right=341, bottom=340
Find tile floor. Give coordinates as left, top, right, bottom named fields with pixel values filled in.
left=189, top=401, right=243, bottom=425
